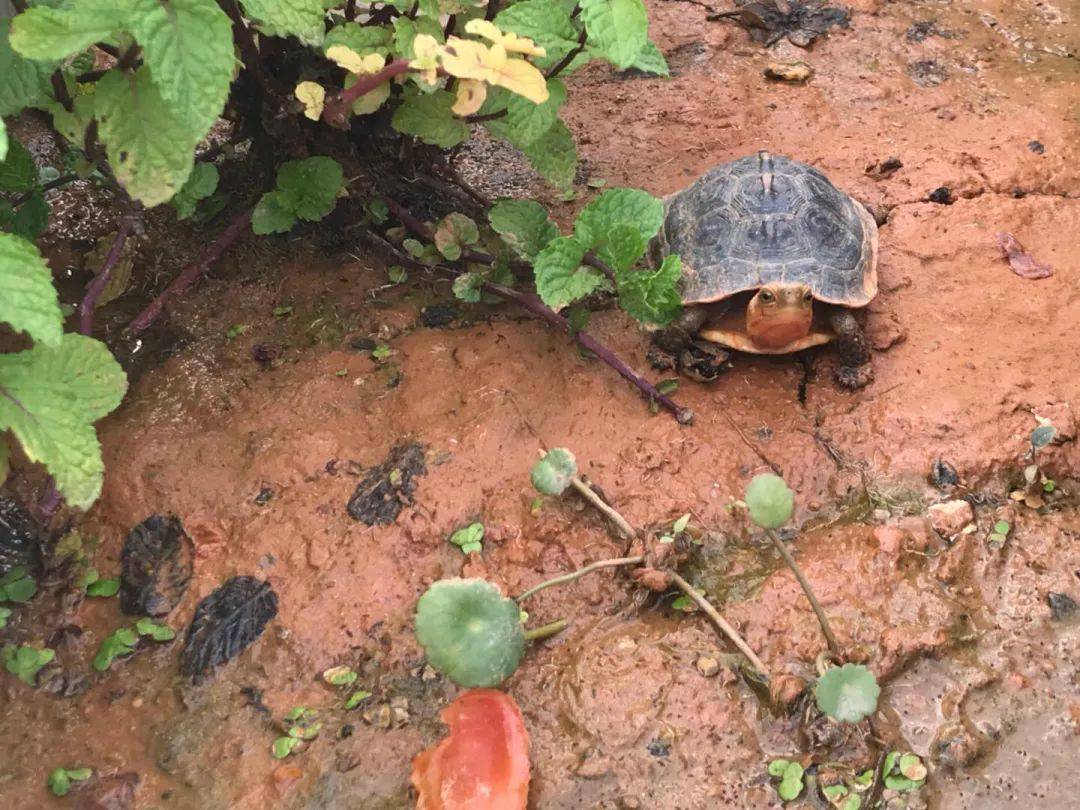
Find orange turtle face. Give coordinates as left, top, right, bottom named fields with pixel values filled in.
left=745, top=282, right=814, bottom=349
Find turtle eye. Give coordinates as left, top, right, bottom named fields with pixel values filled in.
left=803, top=290, right=813, bottom=303
left=759, top=290, right=775, bottom=303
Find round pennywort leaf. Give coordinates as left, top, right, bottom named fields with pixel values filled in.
left=814, top=663, right=881, bottom=723
left=745, top=473, right=794, bottom=529
left=531, top=448, right=577, bottom=495
left=414, top=578, right=525, bottom=688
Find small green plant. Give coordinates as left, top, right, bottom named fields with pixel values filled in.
left=449, top=522, right=484, bottom=555
left=814, top=663, right=880, bottom=723
left=745, top=473, right=795, bottom=529
left=531, top=448, right=577, bottom=496
left=882, top=750, right=927, bottom=791
left=80, top=568, right=120, bottom=597
left=0, top=566, right=36, bottom=603
left=767, top=758, right=805, bottom=802
left=273, top=706, right=323, bottom=757
left=272, top=736, right=301, bottom=759
left=225, top=324, right=249, bottom=340
left=987, top=519, right=1011, bottom=547
left=0, top=606, right=11, bottom=628
left=135, top=617, right=176, bottom=641
left=322, top=665, right=358, bottom=686
left=47, top=766, right=93, bottom=797
left=3, top=643, right=55, bottom=686
left=821, top=784, right=862, bottom=810
left=94, top=619, right=175, bottom=670
left=344, top=689, right=372, bottom=710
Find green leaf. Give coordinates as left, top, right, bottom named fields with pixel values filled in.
left=673, top=513, right=690, bottom=534
left=452, top=273, right=483, bottom=303
left=767, top=759, right=791, bottom=777
left=814, top=663, right=881, bottom=723
left=533, top=236, right=603, bottom=310
left=171, top=162, right=219, bottom=221
left=853, top=769, right=874, bottom=787
left=324, top=22, right=393, bottom=56
left=822, top=784, right=848, bottom=800
left=392, top=90, right=469, bottom=149
left=251, top=191, right=295, bottom=235
left=0, top=120, right=6, bottom=162
left=629, top=39, right=669, bottom=76
left=993, top=520, right=1010, bottom=535
left=899, top=753, right=928, bottom=781
left=226, top=323, right=249, bottom=339
left=1, top=566, right=38, bottom=603
left=450, top=522, right=484, bottom=555
left=777, top=761, right=804, bottom=801
left=494, top=0, right=581, bottom=72
left=47, top=766, right=91, bottom=797
left=671, top=594, right=696, bottom=612
left=841, top=796, right=862, bottom=810
left=272, top=736, right=300, bottom=758
left=323, top=665, right=357, bottom=686
left=574, top=188, right=665, bottom=250
left=617, top=253, right=682, bottom=326
left=594, top=223, right=645, bottom=272
left=414, top=578, right=526, bottom=687
left=136, top=617, right=176, bottom=640
left=0, top=332, right=128, bottom=509
left=434, top=212, right=479, bottom=260
left=344, top=689, right=372, bottom=709
left=0, top=20, right=56, bottom=116
left=0, top=606, right=10, bottom=629
left=516, top=117, right=577, bottom=188
left=278, top=156, right=344, bottom=221
left=496, top=79, right=567, bottom=148
left=0, top=232, right=63, bottom=347
left=745, top=473, right=794, bottom=529
left=489, top=199, right=559, bottom=261
left=1, top=188, right=51, bottom=241
left=579, top=0, right=649, bottom=69
left=93, top=68, right=199, bottom=206
left=86, top=577, right=120, bottom=598
left=9, top=1, right=128, bottom=61
left=93, top=627, right=139, bottom=671
left=0, top=137, right=36, bottom=192
left=3, top=643, right=55, bottom=685
left=240, top=0, right=326, bottom=45
left=530, top=447, right=577, bottom=495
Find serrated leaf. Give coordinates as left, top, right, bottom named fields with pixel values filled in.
left=530, top=447, right=577, bottom=495
left=0, top=232, right=63, bottom=347
left=414, top=578, right=525, bottom=687
left=517, top=117, right=577, bottom=188
left=594, top=223, right=645, bottom=272
left=434, top=212, right=480, bottom=260
left=617, top=253, right=682, bottom=326
left=171, top=163, right=219, bottom=221
left=629, top=39, right=669, bottom=76
left=451, top=273, right=482, bottom=302
left=180, top=576, right=278, bottom=681
left=493, top=78, right=567, bottom=148
left=1, top=188, right=51, bottom=241
left=240, top=0, right=326, bottom=45
left=745, top=473, right=794, bottom=529
left=814, top=663, right=881, bottom=723
left=579, top=0, right=649, bottom=69
left=489, top=199, right=558, bottom=261
left=9, top=1, right=128, bottom=61
left=0, top=20, right=55, bottom=116
left=534, top=236, right=604, bottom=310
left=251, top=191, right=295, bottom=235
left=93, top=68, right=198, bottom=206
left=276, top=157, right=343, bottom=221
left=574, top=187, right=665, bottom=249
left=0, top=333, right=127, bottom=509
left=324, top=22, right=393, bottom=56
left=0, top=137, right=36, bottom=192
left=392, top=90, right=470, bottom=148
left=494, top=0, right=581, bottom=72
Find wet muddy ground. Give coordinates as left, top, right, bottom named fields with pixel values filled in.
left=2, top=0, right=1080, bottom=807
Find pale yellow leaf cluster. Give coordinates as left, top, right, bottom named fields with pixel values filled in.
left=295, top=46, right=393, bottom=121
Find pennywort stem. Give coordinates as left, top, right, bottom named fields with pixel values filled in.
left=523, top=619, right=568, bottom=641
left=765, top=528, right=841, bottom=658
left=516, top=556, right=644, bottom=603
left=570, top=477, right=636, bottom=540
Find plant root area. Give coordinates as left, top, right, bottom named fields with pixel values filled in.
left=3, top=0, right=1080, bottom=807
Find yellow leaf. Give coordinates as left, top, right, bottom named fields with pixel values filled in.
left=484, top=43, right=549, bottom=103
left=453, top=79, right=487, bottom=116
left=464, top=18, right=546, bottom=57
left=295, top=81, right=326, bottom=120
left=326, top=45, right=368, bottom=74
left=439, top=37, right=490, bottom=82
left=410, top=34, right=441, bottom=86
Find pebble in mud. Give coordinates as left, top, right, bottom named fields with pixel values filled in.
left=1046, top=592, right=1077, bottom=621
left=927, top=500, right=974, bottom=537
left=695, top=656, right=721, bottom=677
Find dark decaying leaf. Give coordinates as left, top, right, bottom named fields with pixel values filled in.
left=180, top=576, right=278, bottom=682
left=72, top=772, right=139, bottom=810
left=0, top=496, right=44, bottom=578
left=346, top=442, right=427, bottom=526
left=996, top=232, right=1053, bottom=280
left=712, top=1, right=850, bottom=48
left=120, top=515, right=194, bottom=617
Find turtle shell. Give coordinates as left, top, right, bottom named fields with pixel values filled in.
left=656, top=152, right=878, bottom=306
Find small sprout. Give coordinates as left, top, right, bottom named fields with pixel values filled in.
left=0, top=566, right=37, bottom=603
left=840, top=797, right=862, bottom=810
left=745, top=473, right=794, bottom=529
left=656, top=378, right=679, bottom=395
left=387, top=264, right=407, bottom=283
left=414, top=578, right=525, bottom=688
left=93, top=628, right=138, bottom=671
left=899, top=753, right=928, bottom=781
left=672, top=513, right=691, bottom=534
left=767, top=759, right=804, bottom=802
left=671, top=592, right=701, bottom=613
left=273, top=305, right=294, bottom=317
left=822, top=784, right=848, bottom=801
left=323, top=665, right=358, bottom=686
left=335, top=369, right=348, bottom=377
left=657, top=535, right=675, bottom=544
left=226, top=324, right=249, bottom=339
left=987, top=518, right=1011, bottom=547
left=366, top=199, right=389, bottom=224
left=587, top=177, right=608, bottom=189
left=530, top=448, right=577, bottom=496
left=372, top=344, right=392, bottom=361
left=767, top=758, right=791, bottom=777
left=853, top=769, right=874, bottom=787
left=1031, top=424, right=1056, bottom=449
left=272, top=736, right=301, bottom=759
left=86, top=577, right=120, bottom=598
left=882, top=750, right=926, bottom=791
left=345, top=689, right=372, bottom=709
left=388, top=468, right=403, bottom=486
left=1043, top=479, right=1056, bottom=493
left=814, top=663, right=880, bottom=723
left=450, top=522, right=484, bottom=555
left=3, top=644, right=55, bottom=685
left=0, top=607, right=11, bottom=628
left=135, top=618, right=176, bottom=641
left=284, top=707, right=322, bottom=740
left=47, top=766, right=92, bottom=797
left=529, top=496, right=543, bottom=515
left=557, top=189, right=577, bottom=202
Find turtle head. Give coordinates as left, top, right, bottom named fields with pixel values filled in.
left=746, top=282, right=814, bottom=349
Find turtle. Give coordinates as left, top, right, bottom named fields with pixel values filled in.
left=648, top=150, right=878, bottom=389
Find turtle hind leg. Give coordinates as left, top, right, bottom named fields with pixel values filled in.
left=829, top=308, right=873, bottom=390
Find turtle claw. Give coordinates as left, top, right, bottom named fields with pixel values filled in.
left=835, top=363, right=873, bottom=391
left=679, top=340, right=732, bottom=383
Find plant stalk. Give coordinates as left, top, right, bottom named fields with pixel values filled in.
left=545, top=27, right=588, bottom=79
left=764, top=528, right=841, bottom=658
left=516, top=556, right=643, bottom=603
left=323, top=59, right=413, bottom=128
left=80, top=216, right=134, bottom=336
left=523, top=619, right=567, bottom=641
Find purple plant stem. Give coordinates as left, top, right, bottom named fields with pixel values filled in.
left=381, top=198, right=692, bottom=424
left=35, top=483, right=62, bottom=525
left=79, top=216, right=133, bottom=336
left=322, top=59, right=413, bottom=128
left=129, top=208, right=253, bottom=334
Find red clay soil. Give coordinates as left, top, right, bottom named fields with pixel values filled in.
left=2, top=0, right=1079, bottom=808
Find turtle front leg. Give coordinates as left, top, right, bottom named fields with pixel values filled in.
left=647, top=304, right=731, bottom=382
left=829, top=308, right=873, bottom=390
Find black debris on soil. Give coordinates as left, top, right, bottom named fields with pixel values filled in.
left=1028, top=140, right=1046, bottom=155
left=1047, top=592, right=1077, bottom=621
left=120, top=515, right=194, bottom=617
left=711, top=1, right=851, bottom=48
left=928, top=186, right=955, bottom=205
left=180, top=576, right=278, bottom=682
left=253, top=486, right=274, bottom=505
left=349, top=336, right=377, bottom=353
left=866, top=157, right=903, bottom=180
left=646, top=738, right=672, bottom=758
left=251, top=343, right=282, bottom=367
left=908, top=59, right=948, bottom=87
left=0, top=497, right=44, bottom=578
left=931, top=459, right=960, bottom=489
left=346, top=442, right=428, bottom=526
left=905, top=20, right=961, bottom=43
left=419, top=304, right=459, bottom=328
